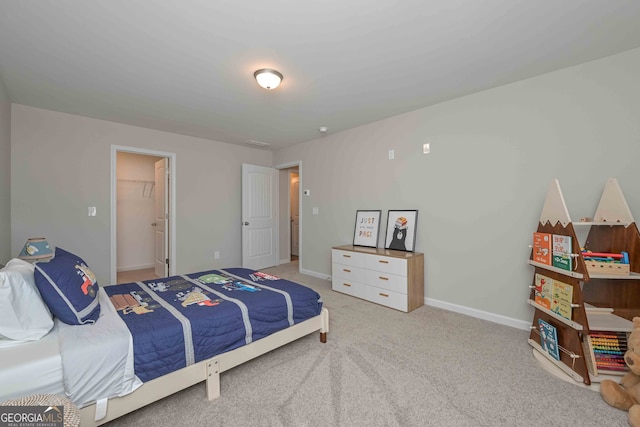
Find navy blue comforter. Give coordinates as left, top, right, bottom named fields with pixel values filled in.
left=104, top=268, right=323, bottom=382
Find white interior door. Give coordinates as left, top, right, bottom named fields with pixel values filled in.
left=242, top=163, right=279, bottom=269
left=154, top=158, right=169, bottom=277
left=290, top=173, right=300, bottom=257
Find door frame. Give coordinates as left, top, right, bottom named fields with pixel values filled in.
left=289, top=170, right=300, bottom=258
left=110, top=145, right=177, bottom=284
left=276, top=160, right=302, bottom=272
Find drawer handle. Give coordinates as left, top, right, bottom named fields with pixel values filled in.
left=378, top=276, right=389, bottom=281
left=343, top=269, right=351, bottom=273
left=342, top=254, right=351, bottom=258
left=378, top=260, right=389, bottom=264
left=379, top=293, right=389, bottom=298
left=343, top=283, right=352, bottom=287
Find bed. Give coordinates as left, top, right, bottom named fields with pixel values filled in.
left=0, top=251, right=329, bottom=426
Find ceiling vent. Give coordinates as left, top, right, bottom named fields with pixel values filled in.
left=246, top=139, right=271, bottom=147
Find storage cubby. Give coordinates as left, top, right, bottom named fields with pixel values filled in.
left=527, top=178, right=640, bottom=385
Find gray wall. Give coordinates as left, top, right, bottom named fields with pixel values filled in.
left=8, top=47, right=640, bottom=328
left=274, top=47, right=640, bottom=327
left=0, top=76, right=10, bottom=264
left=10, top=105, right=272, bottom=284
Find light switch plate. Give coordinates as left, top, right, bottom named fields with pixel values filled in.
left=88, top=206, right=97, bottom=216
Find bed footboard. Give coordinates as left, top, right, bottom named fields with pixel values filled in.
left=80, top=307, right=328, bottom=426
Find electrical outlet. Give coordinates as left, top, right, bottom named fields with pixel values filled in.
left=388, top=149, right=395, bottom=160
left=214, top=251, right=220, bottom=260
left=88, top=206, right=97, bottom=216
left=423, top=143, right=430, bottom=154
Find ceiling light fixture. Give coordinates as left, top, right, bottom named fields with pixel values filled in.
left=254, top=69, right=283, bottom=90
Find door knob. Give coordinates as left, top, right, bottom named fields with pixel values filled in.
left=244, top=222, right=249, bottom=225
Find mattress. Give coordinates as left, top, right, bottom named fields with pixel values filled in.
left=0, top=323, right=65, bottom=402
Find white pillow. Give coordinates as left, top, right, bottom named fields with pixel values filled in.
left=0, top=258, right=54, bottom=341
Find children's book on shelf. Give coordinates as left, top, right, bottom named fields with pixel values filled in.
left=552, top=234, right=572, bottom=271
left=550, top=279, right=573, bottom=320
left=532, top=232, right=552, bottom=265
left=538, top=319, right=560, bottom=360
left=534, top=273, right=552, bottom=310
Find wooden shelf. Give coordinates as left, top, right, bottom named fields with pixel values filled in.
left=527, top=260, right=584, bottom=278
left=528, top=178, right=640, bottom=385
left=586, top=310, right=633, bottom=332
left=527, top=299, right=584, bottom=330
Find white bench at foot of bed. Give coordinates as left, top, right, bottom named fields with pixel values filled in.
left=79, top=307, right=329, bottom=426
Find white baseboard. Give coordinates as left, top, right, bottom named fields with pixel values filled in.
left=425, top=297, right=531, bottom=331
left=117, top=263, right=155, bottom=272
left=301, top=267, right=332, bottom=282
left=303, top=267, right=529, bottom=330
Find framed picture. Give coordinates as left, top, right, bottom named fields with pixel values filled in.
left=384, top=210, right=418, bottom=252
left=353, top=210, right=381, bottom=248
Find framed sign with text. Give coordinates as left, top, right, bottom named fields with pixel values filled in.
left=353, top=210, right=381, bottom=248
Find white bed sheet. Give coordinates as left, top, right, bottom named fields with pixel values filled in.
left=0, top=322, right=65, bottom=402
left=57, top=287, right=142, bottom=408
left=0, top=288, right=142, bottom=408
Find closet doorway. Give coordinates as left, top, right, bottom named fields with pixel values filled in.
left=110, top=146, right=176, bottom=285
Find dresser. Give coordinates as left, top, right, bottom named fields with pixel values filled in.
left=331, top=245, right=424, bottom=312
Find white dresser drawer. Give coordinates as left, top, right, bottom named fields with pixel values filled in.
left=360, top=269, right=407, bottom=294
left=361, top=255, right=407, bottom=276
left=365, top=287, right=407, bottom=312
left=333, top=249, right=407, bottom=276
left=332, top=249, right=367, bottom=268
left=332, top=263, right=366, bottom=281
left=333, top=264, right=406, bottom=293
left=332, top=277, right=367, bottom=299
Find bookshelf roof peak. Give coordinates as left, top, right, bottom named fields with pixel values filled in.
left=539, top=179, right=571, bottom=227
left=593, top=178, right=635, bottom=224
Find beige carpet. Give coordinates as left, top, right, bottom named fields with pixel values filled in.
left=104, top=262, right=629, bottom=426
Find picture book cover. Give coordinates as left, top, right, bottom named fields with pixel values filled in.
left=532, top=232, right=552, bottom=265
left=534, top=273, right=552, bottom=310
left=552, top=234, right=572, bottom=271
left=551, top=279, right=573, bottom=320
left=538, top=318, right=560, bottom=360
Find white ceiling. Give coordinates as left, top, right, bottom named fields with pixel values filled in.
left=1, top=1, right=640, bottom=150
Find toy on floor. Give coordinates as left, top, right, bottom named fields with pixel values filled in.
left=600, top=317, right=640, bottom=427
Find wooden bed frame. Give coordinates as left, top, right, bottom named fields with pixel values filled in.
left=79, top=307, right=328, bottom=426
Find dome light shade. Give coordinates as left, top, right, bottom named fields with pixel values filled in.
left=254, top=69, right=283, bottom=90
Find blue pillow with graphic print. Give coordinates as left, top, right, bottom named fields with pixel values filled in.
left=34, top=247, right=101, bottom=325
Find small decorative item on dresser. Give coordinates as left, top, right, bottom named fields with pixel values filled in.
left=384, top=210, right=418, bottom=252
left=353, top=210, right=381, bottom=248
